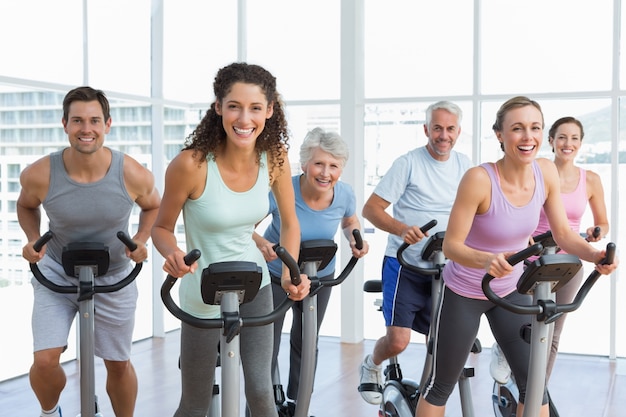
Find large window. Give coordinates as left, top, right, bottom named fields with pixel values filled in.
left=0, top=0, right=624, bottom=382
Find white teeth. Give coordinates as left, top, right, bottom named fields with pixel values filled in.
left=234, top=127, right=253, bottom=134
left=518, top=145, right=534, bottom=151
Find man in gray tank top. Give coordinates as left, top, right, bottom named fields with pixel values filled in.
left=16, top=86, right=161, bottom=417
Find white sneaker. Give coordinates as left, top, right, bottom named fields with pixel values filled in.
left=41, top=405, right=62, bottom=417
left=358, top=354, right=382, bottom=404
left=490, top=343, right=511, bottom=384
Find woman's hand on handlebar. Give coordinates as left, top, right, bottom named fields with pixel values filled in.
left=252, top=232, right=278, bottom=262
left=592, top=248, right=619, bottom=275
left=162, top=250, right=198, bottom=278
left=281, top=273, right=310, bottom=301
left=351, top=239, right=369, bottom=258
left=484, top=252, right=516, bottom=278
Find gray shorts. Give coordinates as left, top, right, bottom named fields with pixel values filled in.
left=31, top=256, right=138, bottom=361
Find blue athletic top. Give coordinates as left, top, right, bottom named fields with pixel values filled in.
left=263, top=175, right=356, bottom=277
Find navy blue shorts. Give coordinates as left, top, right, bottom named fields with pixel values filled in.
left=381, top=256, right=432, bottom=335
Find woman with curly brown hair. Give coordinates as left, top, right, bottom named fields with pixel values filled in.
left=151, top=62, right=309, bottom=417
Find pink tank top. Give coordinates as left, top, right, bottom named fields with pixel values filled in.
left=443, top=161, right=546, bottom=299
left=534, top=168, right=587, bottom=241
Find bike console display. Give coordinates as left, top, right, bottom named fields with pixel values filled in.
left=62, top=242, right=110, bottom=277
left=517, top=254, right=582, bottom=294
left=201, top=261, right=263, bottom=305
left=298, top=239, right=337, bottom=271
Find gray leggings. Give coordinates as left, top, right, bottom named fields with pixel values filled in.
left=421, top=285, right=548, bottom=407
left=174, top=285, right=277, bottom=417
left=270, top=273, right=333, bottom=400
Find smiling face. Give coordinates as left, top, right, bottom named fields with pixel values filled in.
left=424, top=108, right=461, bottom=160
left=301, top=147, right=343, bottom=194
left=215, top=81, right=274, bottom=150
left=550, top=122, right=582, bottom=162
left=496, top=105, right=544, bottom=163
left=62, top=100, right=111, bottom=155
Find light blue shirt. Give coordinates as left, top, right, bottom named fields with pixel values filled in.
left=263, top=175, right=356, bottom=277
left=374, top=146, right=471, bottom=265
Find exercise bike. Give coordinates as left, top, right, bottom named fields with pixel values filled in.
left=362, top=220, right=481, bottom=417
left=30, top=230, right=143, bottom=417
left=484, top=239, right=616, bottom=417
left=491, top=227, right=601, bottom=417
left=160, top=245, right=301, bottom=417
left=272, top=230, right=363, bottom=417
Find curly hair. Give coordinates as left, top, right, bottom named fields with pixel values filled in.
left=183, top=62, right=290, bottom=180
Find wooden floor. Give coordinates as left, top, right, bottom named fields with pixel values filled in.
left=1, top=330, right=625, bottom=416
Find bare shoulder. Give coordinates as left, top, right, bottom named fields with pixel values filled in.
left=536, top=157, right=557, bottom=173
left=584, top=169, right=604, bottom=192
left=167, top=149, right=205, bottom=175
left=20, top=155, right=50, bottom=187
left=462, top=164, right=490, bottom=185
left=123, top=154, right=155, bottom=188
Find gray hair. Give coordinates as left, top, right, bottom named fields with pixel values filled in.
left=425, top=101, right=463, bottom=126
left=299, top=127, right=350, bottom=168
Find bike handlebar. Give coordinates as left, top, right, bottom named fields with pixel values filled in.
left=320, top=229, right=364, bottom=288
left=482, top=242, right=616, bottom=316
left=532, top=226, right=602, bottom=249
left=397, top=220, right=440, bottom=276
left=30, top=231, right=143, bottom=295
left=160, top=245, right=301, bottom=329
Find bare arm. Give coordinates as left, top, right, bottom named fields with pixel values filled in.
left=362, top=192, right=427, bottom=245
left=443, top=166, right=515, bottom=278
left=151, top=150, right=202, bottom=277
left=270, top=152, right=309, bottom=299
left=252, top=229, right=278, bottom=262
left=341, top=213, right=369, bottom=258
left=16, top=157, right=49, bottom=262
left=123, top=155, right=161, bottom=262
left=584, top=169, right=609, bottom=241
left=541, top=160, right=618, bottom=273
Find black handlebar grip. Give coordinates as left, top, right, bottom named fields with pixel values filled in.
left=420, top=219, right=437, bottom=233
left=274, top=245, right=301, bottom=286
left=601, top=242, right=616, bottom=265
left=532, top=230, right=553, bottom=243
left=592, top=226, right=601, bottom=239
left=506, top=243, right=543, bottom=266
left=397, top=220, right=439, bottom=257
left=117, top=231, right=138, bottom=251
left=183, top=249, right=202, bottom=266
left=352, top=229, right=364, bottom=250
left=33, top=231, right=54, bottom=252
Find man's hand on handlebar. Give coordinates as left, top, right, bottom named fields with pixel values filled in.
left=23, top=240, right=45, bottom=263
left=125, top=239, right=149, bottom=263
left=401, top=225, right=429, bottom=245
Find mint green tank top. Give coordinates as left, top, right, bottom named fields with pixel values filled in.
left=180, top=152, right=271, bottom=318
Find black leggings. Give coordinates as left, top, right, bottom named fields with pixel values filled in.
left=420, top=285, right=548, bottom=407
